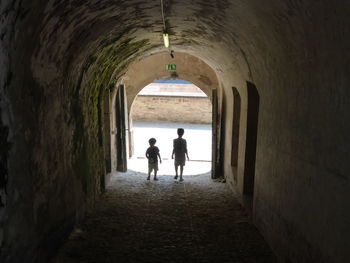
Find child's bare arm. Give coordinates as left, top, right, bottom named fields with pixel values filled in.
left=158, top=153, right=162, bottom=163
left=172, top=140, right=175, bottom=159
left=185, top=140, right=189, bottom=160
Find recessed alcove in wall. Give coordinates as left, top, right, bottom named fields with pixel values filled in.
left=231, top=87, right=241, bottom=183
left=244, top=82, right=260, bottom=196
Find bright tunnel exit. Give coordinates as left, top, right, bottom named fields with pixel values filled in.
left=128, top=78, right=212, bottom=176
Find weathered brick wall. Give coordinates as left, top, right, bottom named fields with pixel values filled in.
left=131, top=95, right=212, bottom=124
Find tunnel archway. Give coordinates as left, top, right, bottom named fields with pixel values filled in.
left=127, top=78, right=213, bottom=177
left=109, top=52, right=222, bottom=178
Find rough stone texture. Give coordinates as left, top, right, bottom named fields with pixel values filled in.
left=0, top=1, right=349, bottom=263
left=122, top=52, right=220, bottom=114
left=132, top=95, right=212, bottom=124
left=51, top=171, right=277, bottom=263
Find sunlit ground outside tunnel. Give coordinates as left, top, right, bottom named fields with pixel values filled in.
left=128, top=122, right=212, bottom=177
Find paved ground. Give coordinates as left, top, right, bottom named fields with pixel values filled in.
left=51, top=170, right=278, bottom=263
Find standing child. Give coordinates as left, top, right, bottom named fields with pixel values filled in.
left=172, top=128, right=189, bottom=181
left=145, top=138, right=162, bottom=180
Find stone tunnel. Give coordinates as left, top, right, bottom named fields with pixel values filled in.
left=0, top=0, right=349, bottom=262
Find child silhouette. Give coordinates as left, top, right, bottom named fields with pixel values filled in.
left=145, top=138, right=162, bottom=180
left=172, top=128, right=189, bottom=181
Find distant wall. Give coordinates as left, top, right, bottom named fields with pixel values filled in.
left=131, top=95, right=212, bottom=124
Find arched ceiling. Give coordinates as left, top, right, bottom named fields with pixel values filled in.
left=122, top=52, right=219, bottom=111
left=29, top=0, right=266, bottom=88
left=5, top=0, right=346, bottom=96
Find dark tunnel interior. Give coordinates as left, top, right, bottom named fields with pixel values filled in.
left=0, top=1, right=349, bottom=262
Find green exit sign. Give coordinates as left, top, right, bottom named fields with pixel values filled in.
left=166, top=64, right=176, bottom=70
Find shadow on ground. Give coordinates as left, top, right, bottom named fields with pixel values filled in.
left=51, top=171, right=277, bottom=263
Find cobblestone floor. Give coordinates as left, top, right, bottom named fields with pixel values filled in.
left=51, top=170, right=277, bottom=263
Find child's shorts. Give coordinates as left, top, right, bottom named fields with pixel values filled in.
left=175, top=159, right=185, bottom=166
left=148, top=162, right=158, bottom=171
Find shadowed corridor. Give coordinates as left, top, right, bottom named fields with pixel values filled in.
left=1, top=1, right=349, bottom=263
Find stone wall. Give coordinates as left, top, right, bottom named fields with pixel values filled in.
left=0, top=2, right=150, bottom=262
left=131, top=95, right=212, bottom=124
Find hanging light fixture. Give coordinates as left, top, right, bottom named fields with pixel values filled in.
left=163, top=32, right=169, bottom=48
left=161, top=0, right=169, bottom=48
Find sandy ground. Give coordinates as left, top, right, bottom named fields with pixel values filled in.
left=131, top=122, right=212, bottom=161
left=129, top=122, right=212, bottom=176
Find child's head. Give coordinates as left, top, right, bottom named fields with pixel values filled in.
left=148, top=138, right=156, bottom=146
left=177, top=128, right=184, bottom=137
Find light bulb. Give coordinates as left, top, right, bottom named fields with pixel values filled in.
left=163, top=33, right=169, bottom=48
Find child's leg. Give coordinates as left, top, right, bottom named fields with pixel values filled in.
left=179, top=165, right=184, bottom=181
left=174, top=164, right=178, bottom=179
left=147, top=167, right=151, bottom=180
left=154, top=169, right=158, bottom=180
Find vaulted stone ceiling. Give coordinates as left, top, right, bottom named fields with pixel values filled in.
left=3, top=0, right=346, bottom=95
left=29, top=0, right=254, bottom=86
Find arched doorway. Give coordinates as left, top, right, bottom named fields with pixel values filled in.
left=109, top=52, right=222, bottom=180
left=128, top=78, right=213, bottom=176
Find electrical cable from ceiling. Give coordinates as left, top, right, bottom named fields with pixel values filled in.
left=161, top=0, right=170, bottom=49
left=161, top=0, right=166, bottom=31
